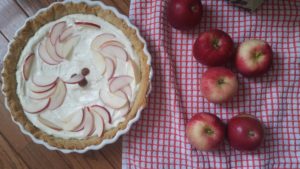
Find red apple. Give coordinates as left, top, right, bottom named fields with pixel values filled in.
left=193, top=29, right=234, bottom=66
left=227, top=114, right=265, bottom=151
left=186, top=112, right=225, bottom=151
left=235, top=39, right=272, bottom=77
left=167, top=0, right=203, bottom=30
left=200, top=67, right=238, bottom=103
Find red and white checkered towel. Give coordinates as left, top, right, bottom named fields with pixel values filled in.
left=122, top=0, right=300, bottom=168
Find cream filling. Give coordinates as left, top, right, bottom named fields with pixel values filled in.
left=16, top=14, right=140, bottom=139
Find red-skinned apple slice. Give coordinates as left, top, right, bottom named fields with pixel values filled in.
left=50, top=21, right=66, bottom=44
left=103, top=57, right=115, bottom=79
left=99, top=90, right=127, bottom=109
left=57, top=35, right=80, bottom=59
left=129, top=58, right=141, bottom=83
left=91, top=33, right=116, bottom=50
left=46, top=37, right=64, bottom=61
left=48, top=80, right=66, bottom=110
left=89, top=105, right=112, bottom=124
left=113, top=90, right=127, bottom=100
left=109, top=75, right=133, bottom=93
left=100, top=45, right=128, bottom=61
left=28, top=84, right=56, bottom=100
left=93, top=112, right=104, bottom=137
left=38, top=39, right=59, bottom=65
left=75, top=21, right=101, bottom=29
left=23, top=54, right=34, bottom=81
left=83, top=108, right=95, bottom=137
left=122, top=85, right=132, bottom=100
left=29, top=81, right=56, bottom=93
left=117, top=103, right=130, bottom=117
left=63, top=74, right=85, bottom=84
left=32, top=75, right=57, bottom=87
left=38, top=115, right=62, bottom=131
left=59, top=26, right=74, bottom=42
left=93, top=51, right=106, bottom=75
left=63, top=109, right=84, bottom=131
left=101, top=40, right=125, bottom=48
left=72, top=108, right=86, bottom=132
left=22, top=98, right=50, bottom=114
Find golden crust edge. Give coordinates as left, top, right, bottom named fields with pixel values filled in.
left=2, top=2, right=151, bottom=150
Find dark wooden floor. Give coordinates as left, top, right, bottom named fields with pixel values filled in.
left=0, top=0, right=130, bottom=168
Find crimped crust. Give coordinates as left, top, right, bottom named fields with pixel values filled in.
left=2, top=2, right=150, bottom=150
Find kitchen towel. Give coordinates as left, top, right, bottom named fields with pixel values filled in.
left=123, top=0, right=300, bottom=168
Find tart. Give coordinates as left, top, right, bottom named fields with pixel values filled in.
left=2, top=1, right=151, bottom=151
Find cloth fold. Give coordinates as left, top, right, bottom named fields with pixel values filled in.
left=122, top=0, right=300, bottom=168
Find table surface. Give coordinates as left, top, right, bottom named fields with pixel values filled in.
left=0, top=0, right=130, bottom=169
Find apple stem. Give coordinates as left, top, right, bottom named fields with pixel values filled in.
left=217, top=79, right=225, bottom=85
left=190, top=5, right=199, bottom=13
left=204, top=127, right=214, bottom=135
left=212, top=39, right=220, bottom=49
left=248, top=130, right=255, bottom=137
left=254, top=52, right=262, bottom=59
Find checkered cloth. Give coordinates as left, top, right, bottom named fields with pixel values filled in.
left=122, top=0, right=300, bottom=168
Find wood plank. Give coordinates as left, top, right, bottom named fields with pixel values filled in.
left=61, top=150, right=114, bottom=169
left=16, top=0, right=54, bottom=16
left=100, top=139, right=122, bottom=169
left=0, top=134, right=29, bottom=169
left=0, top=0, right=27, bottom=40
left=0, top=93, right=31, bottom=152
left=0, top=33, right=8, bottom=81
left=20, top=142, right=71, bottom=169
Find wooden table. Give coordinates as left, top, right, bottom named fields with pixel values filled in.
left=0, top=1, right=130, bottom=168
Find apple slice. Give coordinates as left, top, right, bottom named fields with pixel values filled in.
left=75, top=21, right=101, bottom=29
left=92, top=51, right=106, bottom=75
left=32, top=75, right=57, bottom=87
left=93, top=112, right=104, bottom=137
left=38, top=39, right=59, bottom=65
left=29, top=81, right=56, bottom=93
left=100, top=45, right=128, bottom=61
left=89, top=105, right=112, bottom=124
left=113, top=90, right=127, bottom=99
left=122, top=85, right=132, bottom=100
left=57, top=35, right=80, bottom=59
left=91, top=33, right=116, bottom=50
left=46, top=37, right=64, bottom=62
left=28, top=84, right=56, bottom=100
left=117, top=103, right=130, bottom=117
left=63, top=74, right=85, bottom=84
left=48, top=80, right=66, bottom=110
left=59, top=26, right=74, bottom=42
left=72, top=108, right=86, bottom=132
left=129, top=58, right=141, bottom=83
left=83, top=108, right=95, bottom=137
left=103, top=57, right=115, bottom=79
left=101, top=40, right=125, bottom=49
left=63, top=109, right=84, bottom=131
left=38, top=115, right=62, bottom=131
left=22, top=54, right=34, bottom=81
left=50, top=21, right=66, bottom=44
left=99, top=90, right=127, bottom=109
left=22, top=98, right=50, bottom=114
left=109, top=75, right=133, bottom=93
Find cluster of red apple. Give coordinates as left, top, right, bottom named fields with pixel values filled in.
left=167, top=0, right=273, bottom=151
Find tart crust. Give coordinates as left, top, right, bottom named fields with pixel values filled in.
left=2, top=2, right=150, bottom=150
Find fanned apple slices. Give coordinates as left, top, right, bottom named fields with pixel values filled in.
left=69, top=105, right=111, bottom=137
left=24, top=77, right=66, bottom=113
left=38, top=21, right=80, bottom=65
left=22, top=53, right=35, bottom=81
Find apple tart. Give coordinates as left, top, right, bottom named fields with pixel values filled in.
left=2, top=1, right=151, bottom=151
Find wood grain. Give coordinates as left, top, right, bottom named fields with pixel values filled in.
left=0, top=134, right=29, bottom=169
left=0, top=0, right=130, bottom=168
